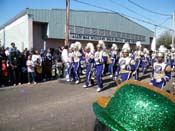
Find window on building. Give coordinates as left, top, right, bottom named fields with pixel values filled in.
left=69, top=25, right=75, bottom=33
left=98, top=29, right=105, bottom=36
left=117, top=32, right=121, bottom=38
left=75, top=26, right=83, bottom=34
left=105, top=30, right=110, bottom=37
left=84, top=27, right=91, bottom=35
left=111, top=31, right=116, bottom=37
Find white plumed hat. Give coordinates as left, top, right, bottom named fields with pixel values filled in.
left=70, top=43, right=76, bottom=49
left=86, top=42, right=95, bottom=53
left=136, top=41, right=142, bottom=48
left=98, top=40, right=106, bottom=49
left=158, top=45, right=167, bottom=53
left=157, top=45, right=167, bottom=57
left=74, top=41, right=82, bottom=50
left=111, top=43, right=118, bottom=50
left=122, top=42, right=130, bottom=52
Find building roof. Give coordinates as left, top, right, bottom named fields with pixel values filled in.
left=0, top=8, right=154, bottom=44
left=0, top=8, right=153, bottom=33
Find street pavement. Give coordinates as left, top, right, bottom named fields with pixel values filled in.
left=0, top=77, right=115, bottom=131
left=0, top=72, right=174, bottom=131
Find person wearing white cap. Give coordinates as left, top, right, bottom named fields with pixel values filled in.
left=108, top=43, right=118, bottom=78
left=133, top=41, right=142, bottom=80
left=75, top=41, right=85, bottom=75
left=94, top=43, right=105, bottom=92
left=170, top=47, right=175, bottom=76
left=83, top=42, right=95, bottom=88
left=151, top=50, right=157, bottom=66
left=140, top=48, right=150, bottom=75
left=150, top=46, right=171, bottom=89
left=114, top=42, right=135, bottom=83
left=97, top=40, right=108, bottom=75
left=66, top=43, right=75, bottom=82
left=72, top=42, right=82, bottom=84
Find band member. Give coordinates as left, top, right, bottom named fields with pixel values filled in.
left=115, top=42, right=135, bottom=83
left=108, top=44, right=117, bottom=78
left=83, top=42, right=94, bottom=88
left=98, top=40, right=108, bottom=75
left=75, top=41, right=85, bottom=75
left=94, top=43, right=105, bottom=92
left=141, top=48, right=149, bottom=75
left=72, top=42, right=82, bottom=84
left=133, top=41, right=142, bottom=80
left=151, top=50, right=157, bottom=66
left=66, top=43, right=75, bottom=82
left=150, top=46, right=171, bottom=89
left=170, top=48, right=175, bottom=76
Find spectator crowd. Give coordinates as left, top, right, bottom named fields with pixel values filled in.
left=0, top=42, right=64, bottom=87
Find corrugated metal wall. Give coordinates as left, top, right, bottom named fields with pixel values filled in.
left=27, top=9, right=153, bottom=45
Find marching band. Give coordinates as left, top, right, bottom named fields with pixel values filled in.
left=65, top=40, right=175, bottom=92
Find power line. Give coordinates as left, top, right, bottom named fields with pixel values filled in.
left=158, top=17, right=171, bottom=26
left=109, top=0, right=154, bottom=22
left=127, top=0, right=171, bottom=17
left=72, top=0, right=172, bottom=31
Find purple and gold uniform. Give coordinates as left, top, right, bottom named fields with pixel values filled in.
left=150, top=61, right=171, bottom=88
left=150, top=46, right=171, bottom=89
left=141, top=48, right=150, bottom=75
left=115, top=56, right=135, bottom=83
left=108, top=44, right=118, bottom=78
left=83, top=43, right=95, bottom=88
left=95, top=44, right=105, bottom=92
left=133, top=50, right=142, bottom=80
left=115, top=42, right=135, bottom=83
left=66, top=47, right=74, bottom=82
left=72, top=46, right=82, bottom=84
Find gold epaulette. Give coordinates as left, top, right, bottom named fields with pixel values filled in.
left=130, top=60, right=135, bottom=65
left=103, top=52, right=107, bottom=57
left=135, top=56, right=141, bottom=59
left=90, top=55, right=95, bottom=59
left=77, top=52, right=82, bottom=57
left=165, top=66, right=172, bottom=72
left=120, top=69, right=131, bottom=74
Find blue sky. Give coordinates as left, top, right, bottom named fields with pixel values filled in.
left=0, top=0, right=175, bottom=36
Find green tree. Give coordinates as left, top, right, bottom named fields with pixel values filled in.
left=157, top=31, right=174, bottom=49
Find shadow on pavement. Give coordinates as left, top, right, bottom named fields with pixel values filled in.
left=140, top=74, right=151, bottom=81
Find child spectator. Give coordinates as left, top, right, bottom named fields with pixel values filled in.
left=2, top=59, right=9, bottom=87
left=26, top=55, right=36, bottom=84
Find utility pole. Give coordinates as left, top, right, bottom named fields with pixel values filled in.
left=154, top=25, right=157, bottom=50
left=172, top=12, right=175, bottom=48
left=151, top=25, right=156, bottom=51
left=65, top=0, right=70, bottom=46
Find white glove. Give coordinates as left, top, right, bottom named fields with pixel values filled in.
left=156, top=78, right=162, bottom=83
